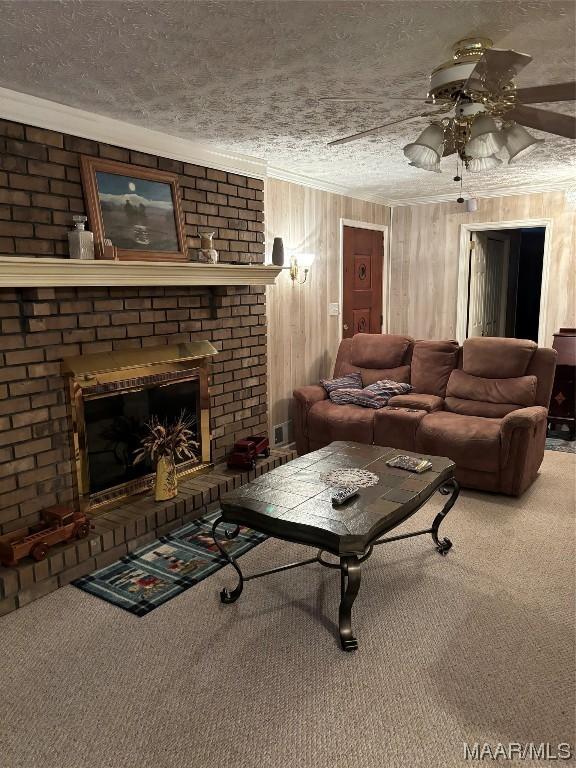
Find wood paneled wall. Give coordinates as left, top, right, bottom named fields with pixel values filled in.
left=265, top=178, right=390, bottom=434
left=389, top=192, right=576, bottom=345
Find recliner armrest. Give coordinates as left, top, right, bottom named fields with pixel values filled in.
left=501, top=406, right=548, bottom=432
left=500, top=406, right=548, bottom=462
left=293, top=384, right=327, bottom=409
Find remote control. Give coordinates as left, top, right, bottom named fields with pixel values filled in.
left=331, top=486, right=359, bottom=506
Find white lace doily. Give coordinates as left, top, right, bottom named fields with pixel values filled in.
left=320, top=469, right=379, bottom=488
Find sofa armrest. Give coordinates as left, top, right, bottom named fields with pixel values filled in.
left=293, top=384, right=327, bottom=409
left=293, top=385, right=327, bottom=455
left=500, top=406, right=548, bottom=462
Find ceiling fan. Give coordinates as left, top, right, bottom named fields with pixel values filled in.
left=323, top=38, right=576, bottom=173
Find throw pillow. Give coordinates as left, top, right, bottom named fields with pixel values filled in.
left=320, top=372, right=362, bottom=394
left=329, top=387, right=388, bottom=409
left=329, top=379, right=413, bottom=409
left=364, top=379, right=412, bottom=400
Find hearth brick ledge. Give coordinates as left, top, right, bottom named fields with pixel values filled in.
left=0, top=447, right=296, bottom=616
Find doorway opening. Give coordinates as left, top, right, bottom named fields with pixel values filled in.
left=465, top=226, right=546, bottom=343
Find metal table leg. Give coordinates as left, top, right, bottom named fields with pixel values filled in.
left=211, top=515, right=244, bottom=603
left=431, top=479, right=460, bottom=555
left=338, top=555, right=362, bottom=652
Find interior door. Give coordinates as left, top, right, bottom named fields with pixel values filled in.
left=342, top=226, right=383, bottom=338
left=467, top=231, right=509, bottom=338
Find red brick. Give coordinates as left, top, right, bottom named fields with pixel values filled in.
left=5, top=139, right=47, bottom=160
left=99, top=145, right=130, bottom=162
left=0, top=189, right=30, bottom=206
left=63, top=135, right=98, bottom=155
left=0, top=120, right=24, bottom=139
left=0, top=155, right=27, bottom=173
left=27, top=160, right=66, bottom=179
left=31, top=193, right=68, bottom=210
left=25, top=126, right=64, bottom=148
left=47, top=148, right=79, bottom=166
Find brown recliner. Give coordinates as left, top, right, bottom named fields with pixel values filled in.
left=293, top=333, right=557, bottom=496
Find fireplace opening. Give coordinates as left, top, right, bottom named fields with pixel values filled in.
left=85, top=378, right=201, bottom=495
left=62, top=342, right=217, bottom=515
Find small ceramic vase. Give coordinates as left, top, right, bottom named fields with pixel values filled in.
left=199, top=231, right=218, bottom=264
left=271, top=237, right=284, bottom=266
left=155, top=455, right=177, bottom=501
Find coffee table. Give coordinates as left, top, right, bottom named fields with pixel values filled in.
left=212, top=441, right=458, bottom=651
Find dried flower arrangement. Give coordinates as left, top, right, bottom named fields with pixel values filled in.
left=133, top=411, right=199, bottom=501
left=133, top=410, right=199, bottom=467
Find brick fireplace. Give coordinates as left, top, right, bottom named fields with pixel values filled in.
left=0, top=118, right=292, bottom=614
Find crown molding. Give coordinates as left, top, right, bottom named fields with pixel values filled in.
left=267, top=164, right=393, bottom=206
left=387, top=180, right=575, bottom=207
left=1, top=87, right=569, bottom=209
left=0, top=87, right=267, bottom=179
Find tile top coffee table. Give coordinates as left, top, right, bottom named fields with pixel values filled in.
left=212, top=441, right=459, bottom=651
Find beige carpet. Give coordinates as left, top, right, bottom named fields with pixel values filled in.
left=0, top=451, right=575, bottom=768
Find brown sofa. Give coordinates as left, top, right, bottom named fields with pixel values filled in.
left=293, top=333, right=557, bottom=496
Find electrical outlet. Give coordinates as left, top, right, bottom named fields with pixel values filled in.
left=328, top=303, right=340, bottom=316
left=273, top=421, right=292, bottom=446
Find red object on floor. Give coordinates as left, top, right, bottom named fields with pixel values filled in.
left=227, top=435, right=270, bottom=470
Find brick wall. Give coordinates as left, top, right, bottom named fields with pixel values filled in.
left=0, top=119, right=268, bottom=536
left=0, top=119, right=265, bottom=262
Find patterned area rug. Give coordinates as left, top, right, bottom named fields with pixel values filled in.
left=546, top=437, right=576, bottom=454
left=73, top=511, right=265, bottom=616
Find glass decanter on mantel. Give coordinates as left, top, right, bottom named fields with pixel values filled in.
left=68, top=215, right=95, bottom=260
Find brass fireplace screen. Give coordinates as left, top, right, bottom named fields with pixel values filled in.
left=62, top=342, right=217, bottom=515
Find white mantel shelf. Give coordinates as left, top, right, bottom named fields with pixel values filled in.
left=0, top=257, right=282, bottom=288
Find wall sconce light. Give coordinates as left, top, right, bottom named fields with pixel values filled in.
left=289, top=253, right=315, bottom=284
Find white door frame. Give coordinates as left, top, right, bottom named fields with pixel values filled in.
left=339, top=219, right=389, bottom=342
left=456, top=218, right=552, bottom=347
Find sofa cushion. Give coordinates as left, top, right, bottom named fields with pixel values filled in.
left=374, top=407, right=427, bottom=451
left=338, top=361, right=412, bottom=386
left=320, top=372, right=362, bottom=394
left=350, top=333, right=412, bottom=369
left=447, top=369, right=537, bottom=405
left=411, top=339, right=459, bottom=397
left=308, top=400, right=374, bottom=445
left=415, top=412, right=501, bottom=472
left=444, top=398, right=519, bottom=418
left=463, top=337, right=537, bottom=378
left=387, top=393, right=444, bottom=412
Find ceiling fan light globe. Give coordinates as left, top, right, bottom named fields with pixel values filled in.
left=467, top=155, right=502, bottom=172
left=466, top=115, right=505, bottom=158
left=403, top=124, right=444, bottom=166
left=503, top=123, right=544, bottom=163
left=408, top=161, right=441, bottom=173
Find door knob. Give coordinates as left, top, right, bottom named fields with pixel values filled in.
left=343, top=323, right=349, bottom=330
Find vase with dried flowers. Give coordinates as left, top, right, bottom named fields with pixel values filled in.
left=133, top=411, right=199, bottom=501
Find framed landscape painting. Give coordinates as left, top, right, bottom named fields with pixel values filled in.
left=80, top=156, right=187, bottom=262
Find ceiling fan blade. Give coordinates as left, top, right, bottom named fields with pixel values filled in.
left=505, top=104, right=576, bottom=139
left=328, top=108, right=449, bottom=147
left=516, top=81, right=576, bottom=104
left=318, top=96, right=441, bottom=103
left=465, top=48, right=533, bottom=94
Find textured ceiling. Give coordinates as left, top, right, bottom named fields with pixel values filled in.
left=0, top=0, right=575, bottom=201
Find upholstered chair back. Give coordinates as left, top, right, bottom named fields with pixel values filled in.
left=333, top=333, right=413, bottom=385
left=444, top=337, right=548, bottom=417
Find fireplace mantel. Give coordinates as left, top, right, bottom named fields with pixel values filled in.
left=0, top=256, right=282, bottom=288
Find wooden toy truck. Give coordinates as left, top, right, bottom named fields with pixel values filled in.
left=227, top=435, right=270, bottom=470
left=0, top=506, right=91, bottom=568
